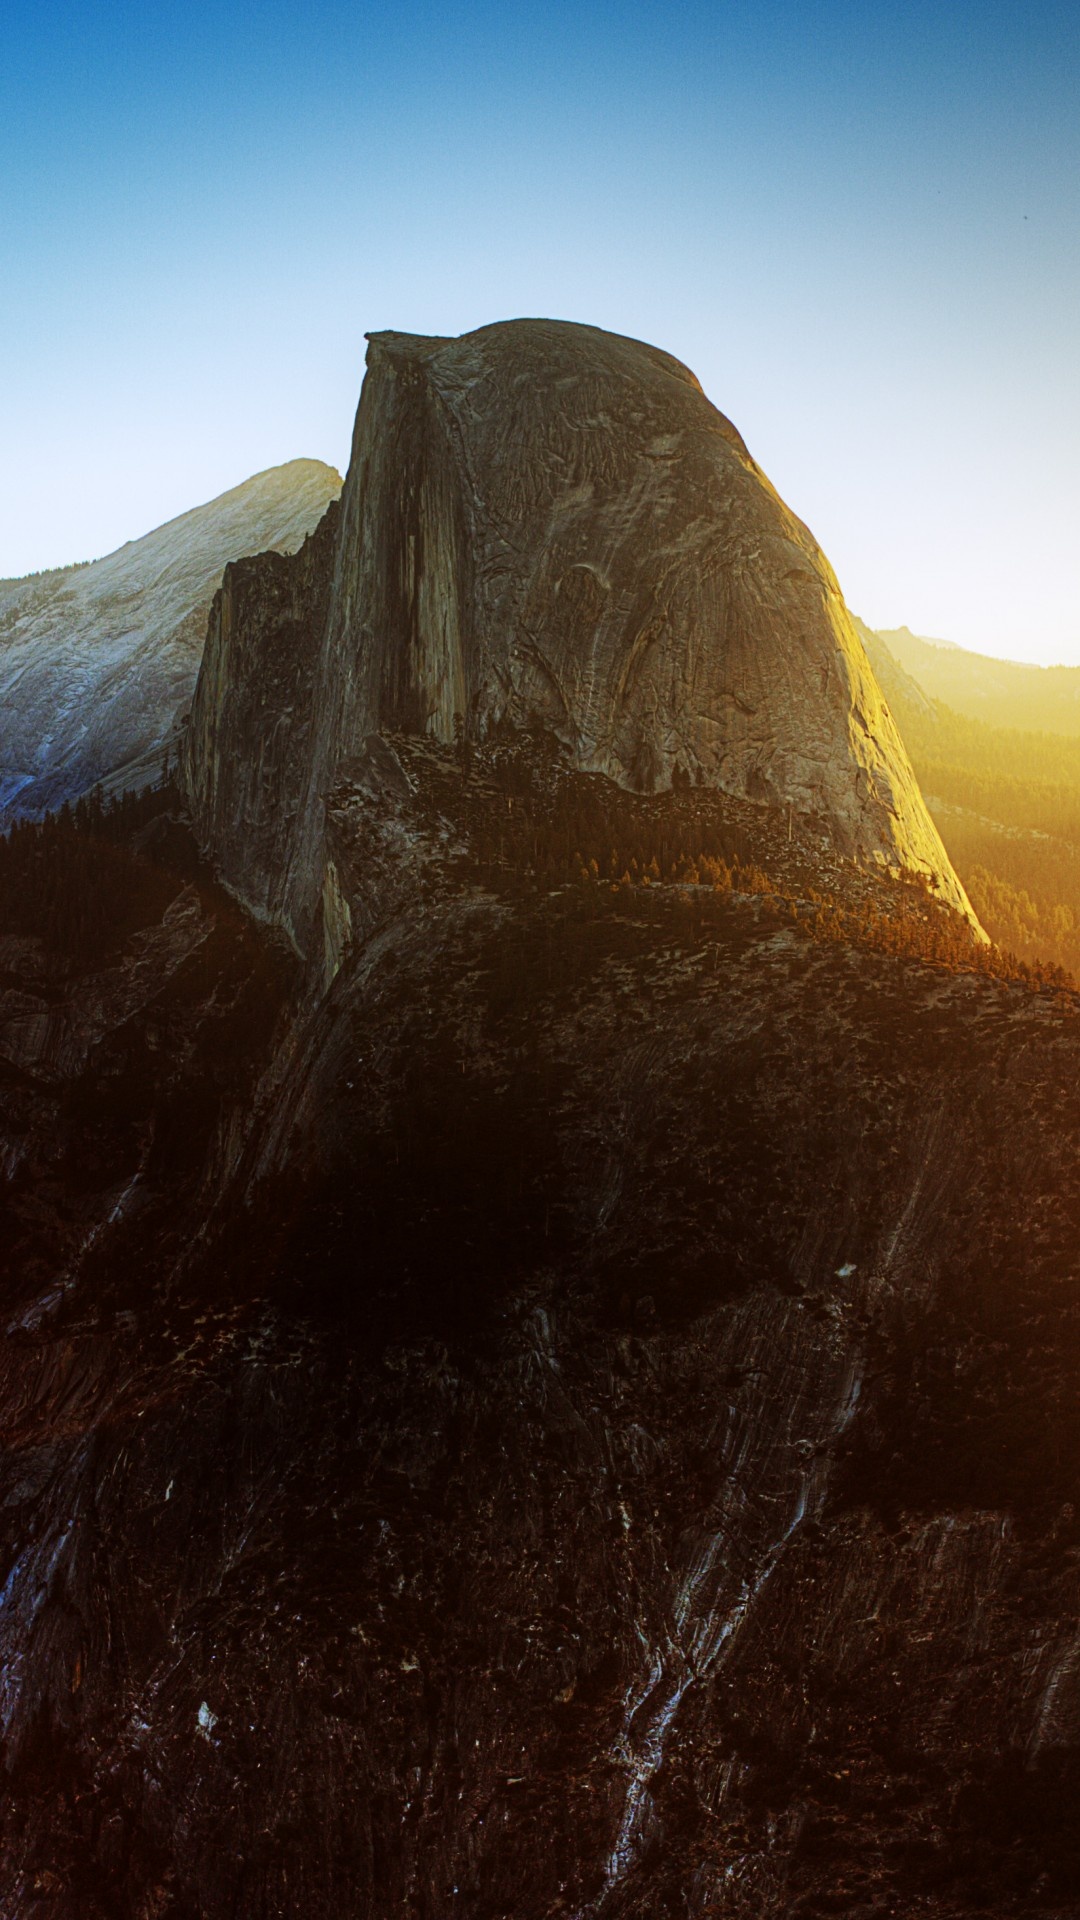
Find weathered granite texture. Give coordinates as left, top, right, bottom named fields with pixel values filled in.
left=182, top=499, right=341, bottom=927
left=181, top=321, right=976, bottom=948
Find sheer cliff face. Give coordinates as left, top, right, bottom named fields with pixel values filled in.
left=181, top=320, right=975, bottom=948
left=182, top=500, right=340, bottom=926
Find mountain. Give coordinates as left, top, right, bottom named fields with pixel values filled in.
left=878, top=624, right=1080, bottom=736
left=9, top=321, right=1077, bottom=1918
left=181, top=321, right=976, bottom=946
left=0, top=458, right=342, bottom=824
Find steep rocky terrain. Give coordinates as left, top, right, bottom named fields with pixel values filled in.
left=182, top=322, right=974, bottom=948
left=0, top=460, right=341, bottom=824
left=4, top=320, right=1073, bottom=1918
left=0, top=756, right=1078, bottom=1919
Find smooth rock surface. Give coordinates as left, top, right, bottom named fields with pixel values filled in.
left=183, top=321, right=975, bottom=947
left=0, top=459, right=341, bottom=823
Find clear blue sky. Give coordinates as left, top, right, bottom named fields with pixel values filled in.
left=2, top=0, right=1077, bottom=661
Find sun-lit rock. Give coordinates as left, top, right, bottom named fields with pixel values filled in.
left=181, top=321, right=977, bottom=947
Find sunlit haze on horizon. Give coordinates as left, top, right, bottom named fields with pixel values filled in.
left=2, top=0, right=1077, bottom=664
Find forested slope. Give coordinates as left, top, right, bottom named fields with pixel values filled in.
left=860, top=623, right=1080, bottom=976
left=876, top=625, right=1080, bottom=735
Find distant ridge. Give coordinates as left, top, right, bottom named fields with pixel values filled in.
left=857, top=617, right=1080, bottom=979
left=0, top=459, right=342, bottom=823
left=872, top=625, right=1080, bottom=736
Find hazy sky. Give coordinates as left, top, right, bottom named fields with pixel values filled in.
left=2, top=0, right=1077, bottom=662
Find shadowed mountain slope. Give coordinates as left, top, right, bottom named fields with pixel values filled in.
left=0, top=757, right=1075, bottom=1918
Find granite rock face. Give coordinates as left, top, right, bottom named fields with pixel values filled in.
left=183, top=499, right=341, bottom=927
left=181, top=321, right=975, bottom=947
left=0, top=459, right=341, bottom=823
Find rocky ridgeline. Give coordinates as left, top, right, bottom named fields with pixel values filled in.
left=0, top=459, right=341, bottom=824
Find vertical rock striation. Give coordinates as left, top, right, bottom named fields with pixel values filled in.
left=182, top=499, right=340, bottom=927
left=180, top=320, right=978, bottom=951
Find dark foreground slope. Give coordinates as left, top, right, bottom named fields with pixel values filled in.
left=2, top=759, right=1080, bottom=1919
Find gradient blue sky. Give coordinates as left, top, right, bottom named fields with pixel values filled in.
left=2, top=0, right=1077, bottom=661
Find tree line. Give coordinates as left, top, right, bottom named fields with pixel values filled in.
left=0, top=781, right=181, bottom=966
